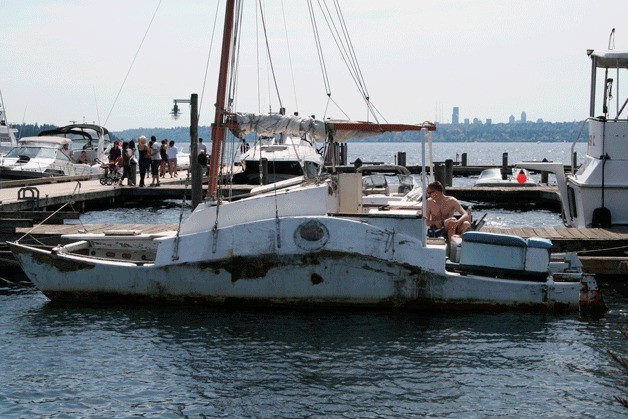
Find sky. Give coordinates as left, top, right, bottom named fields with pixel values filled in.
left=1, top=0, right=627, bottom=131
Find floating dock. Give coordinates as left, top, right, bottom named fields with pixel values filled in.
left=0, top=171, right=626, bottom=276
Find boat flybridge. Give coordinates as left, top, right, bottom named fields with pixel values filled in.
left=8, top=0, right=605, bottom=313
left=518, top=48, right=628, bottom=228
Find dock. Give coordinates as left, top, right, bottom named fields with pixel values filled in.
left=0, top=171, right=626, bottom=277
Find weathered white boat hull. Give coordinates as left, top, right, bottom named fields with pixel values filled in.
left=8, top=237, right=594, bottom=313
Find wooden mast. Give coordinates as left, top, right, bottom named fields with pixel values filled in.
left=207, top=0, right=236, bottom=200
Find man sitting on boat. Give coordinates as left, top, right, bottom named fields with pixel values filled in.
left=425, top=181, right=471, bottom=240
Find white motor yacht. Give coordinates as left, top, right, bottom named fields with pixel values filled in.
left=0, top=123, right=111, bottom=179
left=518, top=47, right=628, bottom=227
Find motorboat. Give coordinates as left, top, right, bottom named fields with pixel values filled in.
left=9, top=0, right=605, bottom=313
left=517, top=45, right=627, bottom=227
left=0, top=89, right=18, bottom=155
left=474, top=168, right=537, bottom=187
left=359, top=165, right=421, bottom=209
left=232, top=114, right=324, bottom=185
left=0, top=124, right=110, bottom=179
left=38, top=123, right=112, bottom=165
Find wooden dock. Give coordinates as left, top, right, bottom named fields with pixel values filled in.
left=0, top=171, right=625, bottom=277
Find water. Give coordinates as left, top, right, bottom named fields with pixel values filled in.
left=4, top=141, right=625, bottom=416
left=0, top=279, right=625, bottom=417
left=71, top=142, right=577, bottom=229
left=347, top=141, right=586, bottom=167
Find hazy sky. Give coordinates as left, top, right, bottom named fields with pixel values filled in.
left=2, top=0, right=627, bottom=131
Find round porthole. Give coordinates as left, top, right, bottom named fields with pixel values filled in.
left=294, top=220, right=329, bottom=251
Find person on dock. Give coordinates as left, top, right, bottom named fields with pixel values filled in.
left=198, top=138, right=207, bottom=155
left=166, top=140, right=178, bottom=178
left=119, top=141, right=131, bottom=187
left=137, top=136, right=151, bottom=187
left=425, top=180, right=471, bottom=240
left=149, top=136, right=161, bottom=186
left=159, top=139, right=168, bottom=178
left=127, top=140, right=137, bottom=186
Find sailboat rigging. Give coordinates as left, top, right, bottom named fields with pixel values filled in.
left=8, top=0, right=604, bottom=313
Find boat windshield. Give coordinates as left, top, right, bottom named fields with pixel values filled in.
left=478, top=168, right=501, bottom=179
left=4, top=146, right=58, bottom=159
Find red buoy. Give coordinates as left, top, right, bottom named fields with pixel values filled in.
left=516, top=170, right=527, bottom=184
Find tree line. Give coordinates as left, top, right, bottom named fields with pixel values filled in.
left=13, top=120, right=587, bottom=143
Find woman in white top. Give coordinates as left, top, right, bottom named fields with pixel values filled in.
left=166, top=140, right=178, bottom=177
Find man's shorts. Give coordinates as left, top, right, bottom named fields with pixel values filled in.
left=151, top=160, right=160, bottom=176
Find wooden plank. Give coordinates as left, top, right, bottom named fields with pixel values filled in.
left=0, top=218, right=34, bottom=228
left=589, top=228, right=618, bottom=240
left=0, top=211, right=80, bottom=220
left=542, top=227, right=562, bottom=239
left=579, top=256, right=628, bottom=276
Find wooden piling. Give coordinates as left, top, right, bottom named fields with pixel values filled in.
left=501, top=152, right=509, bottom=180
left=397, top=152, right=406, bottom=167
left=461, top=152, right=467, bottom=166
left=261, top=158, right=269, bottom=185
left=445, top=159, right=454, bottom=187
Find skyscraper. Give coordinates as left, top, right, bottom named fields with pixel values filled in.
left=521, top=111, right=527, bottom=123
left=452, top=107, right=459, bottom=125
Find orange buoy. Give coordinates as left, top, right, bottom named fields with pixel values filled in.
left=516, top=170, right=527, bottom=184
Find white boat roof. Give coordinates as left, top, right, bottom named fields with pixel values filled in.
left=18, top=136, right=72, bottom=146
left=589, top=50, right=628, bottom=68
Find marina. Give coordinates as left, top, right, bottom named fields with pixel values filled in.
left=1, top=1, right=627, bottom=416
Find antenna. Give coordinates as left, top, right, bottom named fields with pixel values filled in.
left=608, top=28, right=615, bottom=50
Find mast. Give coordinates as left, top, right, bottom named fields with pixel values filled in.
left=208, top=0, right=237, bottom=200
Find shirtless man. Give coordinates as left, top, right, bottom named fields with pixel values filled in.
left=425, top=181, right=471, bottom=239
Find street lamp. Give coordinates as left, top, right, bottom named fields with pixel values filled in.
left=170, top=95, right=202, bottom=209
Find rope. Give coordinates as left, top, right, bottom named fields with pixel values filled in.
left=104, top=0, right=162, bottom=126
left=199, top=0, right=223, bottom=121
left=576, top=244, right=628, bottom=255
left=280, top=0, right=299, bottom=112
left=16, top=181, right=83, bottom=244
left=171, top=173, right=191, bottom=261
left=258, top=0, right=283, bottom=110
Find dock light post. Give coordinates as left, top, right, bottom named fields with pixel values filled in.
left=171, top=95, right=202, bottom=209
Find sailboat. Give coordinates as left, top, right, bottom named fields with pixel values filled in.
left=9, top=1, right=605, bottom=313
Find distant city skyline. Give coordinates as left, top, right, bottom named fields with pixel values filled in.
left=449, top=107, right=543, bottom=125
left=1, top=1, right=627, bottom=130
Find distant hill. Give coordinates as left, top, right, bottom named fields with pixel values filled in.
left=15, top=120, right=588, bottom=143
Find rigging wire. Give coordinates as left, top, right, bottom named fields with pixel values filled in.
left=258, top=0, right=283, bottom=111
left=104, top=0, right=162, bottom=127
left=199, top=0, right=223, bottom=121
left=311, top=0, right=384, bottom=123
left=307, top=0, right=331, bottom=96
left=280, top=0, right=299, bottom=113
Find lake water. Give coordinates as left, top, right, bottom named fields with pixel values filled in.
left=3, top=141, right=626, bottom=416
left=72, top=142, right=585, bottom=229
left=0, top=278, right=626, bottom=417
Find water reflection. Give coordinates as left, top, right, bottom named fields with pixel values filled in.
left=1, top=282, right=625, bottom=417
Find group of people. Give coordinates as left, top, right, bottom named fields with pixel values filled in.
left=106, top=136, right=179, bottom=187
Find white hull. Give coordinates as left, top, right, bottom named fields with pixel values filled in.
left=9, top=184, right=603, bottom=312
left=9, top=240, right=590, bottom=312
